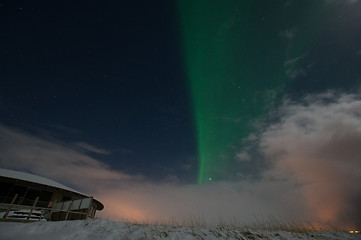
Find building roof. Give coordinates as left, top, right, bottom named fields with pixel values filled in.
left=0, top=168, right=80, bottom=194
left=0, top=168, right=104, bottom=211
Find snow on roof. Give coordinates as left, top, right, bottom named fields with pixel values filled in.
left=0, top=168, right=82, bottom=194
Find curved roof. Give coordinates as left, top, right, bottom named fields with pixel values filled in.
left=0, top=168, right=80, bottom=193
left=0, top=168, right=104, bottom=211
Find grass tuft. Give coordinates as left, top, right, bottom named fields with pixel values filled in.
left=99, top=214, right=350, bottom=233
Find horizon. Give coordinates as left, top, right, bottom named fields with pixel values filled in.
left=1, top=0, right=361, bottom=229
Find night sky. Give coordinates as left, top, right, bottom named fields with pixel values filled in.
left=1, top=0, right=361, bottom=228
left=1, top=0, right=196, bottom=181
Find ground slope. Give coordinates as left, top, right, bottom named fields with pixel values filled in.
left=0, top=219, right=359, bottom=240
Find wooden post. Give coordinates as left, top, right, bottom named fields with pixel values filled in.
left=64, top=201, right=73, bottom=220
left=39, top=209, right=45, bottom=221
left=48, top=200, right=57, bottom=221
left=85, top=197, right=93, bottom=219
left=92, top=207, right=96, bottom=219
left=77, top=198, right=83, bottom=220
left=27, top=197, right=39, bottom=220
left=3, top=194, right=18, bottom=219
left=78, top=199, right=83, bottom=211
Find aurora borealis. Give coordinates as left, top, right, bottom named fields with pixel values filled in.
left=177, top=0, right=336, bottom=183
left=1, top=0, right=361, bottom=228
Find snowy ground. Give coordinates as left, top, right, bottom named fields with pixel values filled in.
left=0, top=219, right=360, bottom=240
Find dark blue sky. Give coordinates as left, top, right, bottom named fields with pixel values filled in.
left=1, top=0, right=361, bottom=183
left=0, top=0, right=197, bottom=181
left=1, top=0, right=361, bottom=227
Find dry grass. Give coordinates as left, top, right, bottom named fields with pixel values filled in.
left=101, top=214, right=349, bottom=233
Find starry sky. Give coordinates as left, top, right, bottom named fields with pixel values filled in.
left=1, top=0, right=361, bottom=228
left=0, top=0, right=197, bottom=181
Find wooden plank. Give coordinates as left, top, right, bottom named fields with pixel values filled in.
left=3, top=194, right=18, bottom=219
left=39, top=209, right=45, bottom=220
left=48, top=200, right=57, bottom=220
left=92, top=206, right=96, bottom=219
left=0, top=218, right=38, bottom=223
left=27, top=197, right=39, bottom=220
left=64, top=201, right=73, bottom=220
left=85, top=197, right=93, bottom=219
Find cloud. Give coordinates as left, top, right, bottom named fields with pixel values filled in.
left=284, top=53, right=309, bottom=79
left=97, top=180, right=309, bottom=225
left=1, top=90, right=361, bottom=229
left=235, top=151, right=251, bottom=162
left=75, top=142, right=110, bottom=155
left=259, top=91, right=361, bottom=228
left=0, top=123, right=309, bottom=225
left=0, top=124, right=136, bottom=193
left=279, top=28, right=296, bottom=41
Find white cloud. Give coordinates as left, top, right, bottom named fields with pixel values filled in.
left=97, top=180, right=309, bottom=224
left=0, top=124, right=136, bottom=193
left=279, top=28, right=296, bottom=41
left=0, top=124, right=309, bottom=225
left=259, top=91, right=361, bottom=227
left=1, top=91, right=361, bottom=229
left=284, top=53, right=308, bottom=79
left=235, top=151, right=251, bottom=162
left=75, top=142, right=110, bottom=155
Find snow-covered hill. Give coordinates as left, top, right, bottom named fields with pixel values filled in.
left=0, top=219, right=359, bottom=240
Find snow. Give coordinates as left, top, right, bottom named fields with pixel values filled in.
left=0, top=209, right=47, bottom=221
left=0, top=219, right=359, bottom=240
left=0, top=168, right=81, bottom=194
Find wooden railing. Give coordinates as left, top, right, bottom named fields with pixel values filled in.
left=0, top=195, right=94, bottom=222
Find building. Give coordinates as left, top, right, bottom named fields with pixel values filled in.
left=0, top=168, right=104, bottom=221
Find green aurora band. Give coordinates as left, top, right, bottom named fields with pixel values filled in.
left=177, top=1, right=335, bottom=183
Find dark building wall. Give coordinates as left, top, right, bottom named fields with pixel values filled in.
left=0, top=176, right=103, bottom=221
